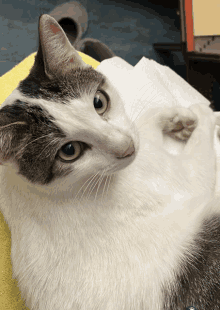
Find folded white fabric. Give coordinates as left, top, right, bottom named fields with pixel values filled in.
left=97, top=56, right=220, bottom=195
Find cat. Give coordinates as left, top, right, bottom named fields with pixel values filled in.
left=0, top=14, right=219, bottom=310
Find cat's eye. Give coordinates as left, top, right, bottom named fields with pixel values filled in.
left=58, top=142, right=81, bottom=162
left=93, top=91, right=108, bottom=115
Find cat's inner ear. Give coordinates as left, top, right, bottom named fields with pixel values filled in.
left=38, top=14, right=87, bottom=78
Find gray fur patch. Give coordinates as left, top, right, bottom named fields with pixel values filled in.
left=0, top=100, right=74, bottom=185
left=163, top=215, right=220, bottom=310
left=19, top=55, right=105, bottom=103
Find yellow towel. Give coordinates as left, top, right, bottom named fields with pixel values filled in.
left=0, top=51, right=100, bottom=106
left=0, top=51, right=100, bottom=310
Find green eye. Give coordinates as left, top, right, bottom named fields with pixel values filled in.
left=58, top=142, right=81, bottom=162
left=93, top=91, right=108, bottom=115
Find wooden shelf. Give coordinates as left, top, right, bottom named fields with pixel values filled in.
left=153, top=43, right=182, bottom=52
left=186, top=51, right=220, bottom=62
left=154, top=42, right=220, bottom=62
left=152, top=1, right=220, bottom=110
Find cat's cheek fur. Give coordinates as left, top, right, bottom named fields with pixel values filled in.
left=54, top=151, right=135, bottom=185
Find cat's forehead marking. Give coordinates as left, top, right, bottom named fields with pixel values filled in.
left=18, top=67, right=105, bottom=103
left=1, top=98, right=73, bottom=185
left=6, top=89, right=97, bottom=139
left=0, top=66, right=106, bottom=186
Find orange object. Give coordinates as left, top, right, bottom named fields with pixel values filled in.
left=185, top=0, right=194, bottom=51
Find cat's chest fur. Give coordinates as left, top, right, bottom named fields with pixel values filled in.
left=0, top=144, right=208, bottom=310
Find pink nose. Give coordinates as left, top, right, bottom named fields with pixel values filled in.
left=117, top=140, right=135, bottom=158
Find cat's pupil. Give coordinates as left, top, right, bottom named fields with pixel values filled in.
left=94, top=96, right=103, bottom=109
left=62, top=143, right=75, bottom=155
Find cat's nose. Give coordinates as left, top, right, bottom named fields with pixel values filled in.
left=117, top=140, right=135, bottom=158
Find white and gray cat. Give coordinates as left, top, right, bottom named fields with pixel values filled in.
left=0, top=14, right=219, bottom=310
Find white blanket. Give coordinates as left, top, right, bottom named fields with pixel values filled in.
left=97, top=56, right=220, bottom=196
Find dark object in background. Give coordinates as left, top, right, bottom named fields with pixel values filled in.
left=49, top=1, right=88, bottom=46
left=0, top=0, right=184, bottom=76
left=76, top=38, right=115, bottom=62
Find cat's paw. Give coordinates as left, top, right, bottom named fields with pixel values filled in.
left=161, top=107, right=198, bottom=140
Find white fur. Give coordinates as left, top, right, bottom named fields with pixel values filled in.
left=0, top=88, right=218, bottom=310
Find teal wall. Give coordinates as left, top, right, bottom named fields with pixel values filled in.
left=0, top=0, right=186, bottom=78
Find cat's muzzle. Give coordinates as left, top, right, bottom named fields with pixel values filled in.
left=116, top=140, right=135, bottom=159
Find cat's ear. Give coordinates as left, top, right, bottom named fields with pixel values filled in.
left=38, top=14, right=87, bottom=78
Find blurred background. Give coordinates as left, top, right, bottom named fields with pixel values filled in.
left=2, top=0, right=220, bottom=110
left=0, top=0, right=185, bottom=78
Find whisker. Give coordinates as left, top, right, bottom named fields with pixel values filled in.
left=76, top=172, right=99, bottom=206
left=94, top=170, right=106, bottom=202
left=131, top=98, right=156, bottom=123
left=129, top=101, right=147, bottom=123
left=106, top=174, right=113, bottom=197
left=130, top=88, right=162, bottom=123
left=86, top=173, right=101, bottom=203
left=118, top=175, right=144, bottom=196
left=0, top=121, right=27, bottom=130
left=127, top=84, right=147, bottom=120
left=136, top=110, right=162, bottom=131
left=101, top=173, right=109, bottom=204
left=35, top=137, right=60, bottom=160
left=17, top=133, right=54, bottom=156
left=129, top=85, right=156, bottom=122
left=73, top=174, right=96, bottom=203
left=72, top=177, right=92, bottom=207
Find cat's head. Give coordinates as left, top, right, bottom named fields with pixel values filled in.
left=0, top=15, right=139, bottom=187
